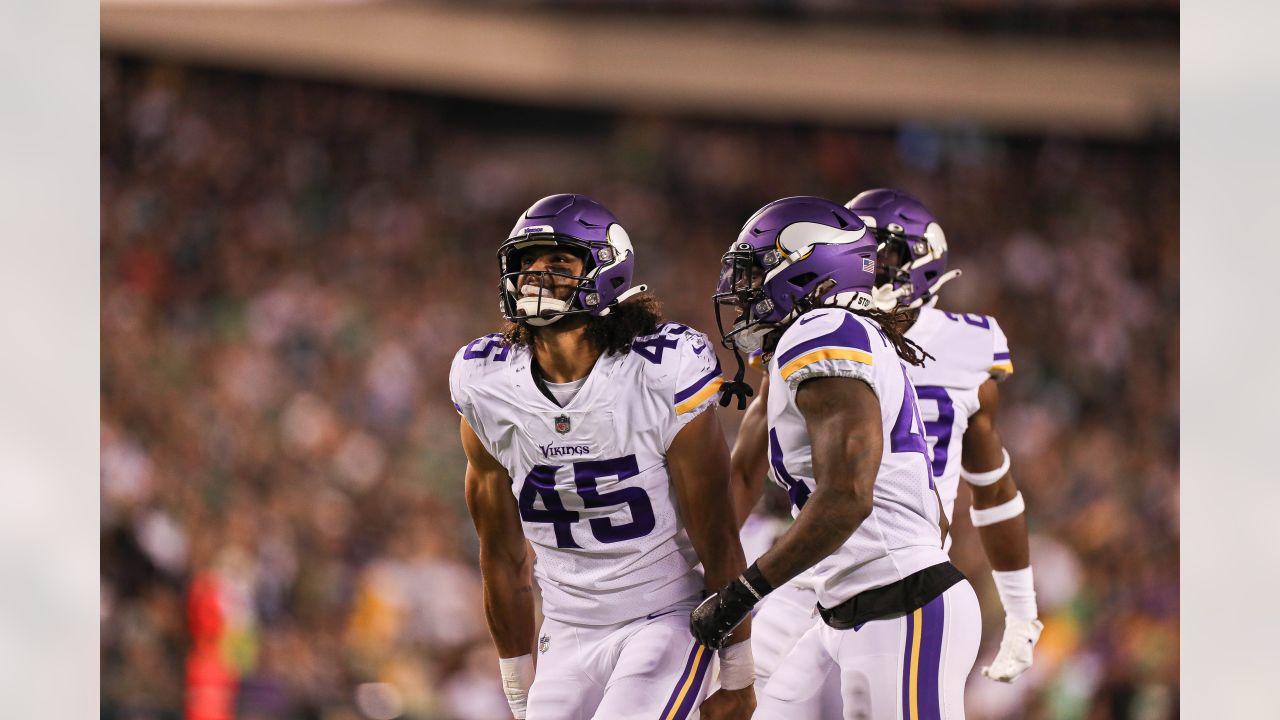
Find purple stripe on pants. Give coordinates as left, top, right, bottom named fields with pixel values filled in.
left=658, top=643, right=701, bottom=719
left=901, top=609, right=916, bottom=718
left=670, top=647, right=712, bottom=719
left=917, top=593, right=946, bottom=720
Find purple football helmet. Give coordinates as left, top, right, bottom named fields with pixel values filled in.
left=713, top=196, right=877, bottom=354
left=845, top=189, right=960, bottom=310
left=499, top=194, right=645, bottom=326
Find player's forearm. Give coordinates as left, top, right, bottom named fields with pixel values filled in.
left=729, top=463, right=766, bottom=529
left=971, top=475, right=1031, bottom=570
left=694, top=515, right=750, bottom=591
left=729, top=397, right=769, bottom=527
left=756, top=486, right=867, bottom=587
left=479, top=555, right=536, bottom=658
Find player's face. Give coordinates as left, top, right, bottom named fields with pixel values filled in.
left=518, top=247, right=587, bottom=303
left=876, top=238, right=909, bottom=287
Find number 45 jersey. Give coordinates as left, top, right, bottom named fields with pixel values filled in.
left=903, top=305, right=1014, bottom=525
left=766, top=308, right=947, bottom=610
left=449, top=323, right=725, bottom=626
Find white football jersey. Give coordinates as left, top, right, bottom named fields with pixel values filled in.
left=765, top=308, right=947, bottom=609
left=449, top=322, right=724, bottom=626
left=904, top=305, right=1013, bottom=523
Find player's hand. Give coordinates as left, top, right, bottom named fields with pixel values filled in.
left=689, top=581, right=758, bottom=650
left=981, top=617, right=1043, bottom=683
left=698, top=686, right=756, bottom=720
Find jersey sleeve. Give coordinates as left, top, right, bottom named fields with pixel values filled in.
left=671, top=327, right=724, bottom=418
left=448, top=343, right=474, bottom=420
left=449, top=333, right=509, bottom=432
left=774, top=310, right=879, bottom=399
left=987, top=316, right=1014, bottom=381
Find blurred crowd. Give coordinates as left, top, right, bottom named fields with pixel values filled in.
left=101, top=54, right=1178, bottom=720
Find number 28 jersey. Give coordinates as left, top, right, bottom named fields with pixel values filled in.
left=903, top=305, right=1014, bottom=524
left=765, top=308, right=947, bottom=609
left=448, top=323, right=724, bottom=626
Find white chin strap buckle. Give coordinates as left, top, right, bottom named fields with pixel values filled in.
left=516, top=295, right=571, bottom=326
left=732, top=324, right=769, bottom=353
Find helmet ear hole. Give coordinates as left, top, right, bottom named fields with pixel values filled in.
left=789, top=272, right=817, bottom=287
left=924, top=270, right=937, bottom=281
left=610, top=277, right=625, bottom=289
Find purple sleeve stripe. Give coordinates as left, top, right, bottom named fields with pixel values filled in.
left=452, top=402, right=462, bottom=413
left=674, top=360, right=723, bottom=404
left=993, top=351, right=1011, bottom=361
left=775, top=313, right=871, bottom=368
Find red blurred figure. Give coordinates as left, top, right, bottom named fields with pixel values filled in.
left=186, top=572, right=237, bottom=720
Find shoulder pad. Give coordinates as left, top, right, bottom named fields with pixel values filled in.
left=775, top=309, right=877, bottom=381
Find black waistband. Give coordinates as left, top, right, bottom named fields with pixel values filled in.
left=817, top=561, right=966, bottom=630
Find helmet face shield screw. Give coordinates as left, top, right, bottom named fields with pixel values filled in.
left=585, top=292, right=600, bottom=307
left=598, top=248, right=614, bottom=263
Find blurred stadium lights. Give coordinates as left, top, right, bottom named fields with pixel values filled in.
left=100, top=0, right=1177, bottom=138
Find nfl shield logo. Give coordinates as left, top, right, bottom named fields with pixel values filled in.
left=554, top=415, right=571, bottom=434
left=539, top=634, right=551, bottom=654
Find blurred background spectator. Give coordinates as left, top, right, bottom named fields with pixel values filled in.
left=100, top=5, right=1176, bottom=716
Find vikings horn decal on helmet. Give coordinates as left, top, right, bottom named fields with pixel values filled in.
left=713, top=196, right=877, bottom=355
left=845, top=189, right=961, bottom=311
left=498, top=194, right=646, bottom=326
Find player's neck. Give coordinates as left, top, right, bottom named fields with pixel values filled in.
left=531, top=318, right=600, bottom=383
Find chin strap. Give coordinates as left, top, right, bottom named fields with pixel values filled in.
left=718, top=348, right=754, bottom=410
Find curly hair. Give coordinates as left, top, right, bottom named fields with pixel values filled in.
left=501, top=292, right=665, bottom=356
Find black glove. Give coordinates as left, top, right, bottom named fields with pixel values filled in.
left=689, top=563, right=775, bottom=649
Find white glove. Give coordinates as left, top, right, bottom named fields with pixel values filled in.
left=981, top=617, right=1043, bottom=683
left=499, top=654, right=535, bottom=719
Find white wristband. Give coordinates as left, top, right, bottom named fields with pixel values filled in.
left=960, top=449, right=1010, bottom=486
left=992, top=567, right=1038, bottom=621
left=969, top=491, right=1025, bottom=527
left=717, top=639, right=756, bottom=691
left=498, top=654, right=535, bottom=719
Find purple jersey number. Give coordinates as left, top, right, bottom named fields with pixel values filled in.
left=942, top=312, right=990, bottom=329
left=517, top=454, right=656, bottom=548
left=889, top=366, right=933, bottom=487
left=913, top=385, right=954, bottom=480
left=463, top=333, right=511, bottom=362
left=768, top=428, right=810, bottom=510
left=631, top=324, right=689, bottom=364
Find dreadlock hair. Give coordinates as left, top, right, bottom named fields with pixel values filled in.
left=781, top=284, right=932, bottom=367
left=855, top=306, right=932, bottom=367
left=501, top=292, right=665, bottom=356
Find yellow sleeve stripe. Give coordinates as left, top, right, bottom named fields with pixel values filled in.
left=674, top=377, right=724, bottom=415
left=779, top=347, right=872, bottom=381
left=989, top=361, right=1014, bottom=375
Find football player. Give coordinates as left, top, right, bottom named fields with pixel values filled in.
left=730, top=189, right=1042, bottom=694
left=450, top=194, right=755, bottom=720
left=691, top=196, right=981, bottom=718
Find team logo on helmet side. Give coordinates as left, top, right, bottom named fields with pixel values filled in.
left=713, top=196, right=877, bottom=354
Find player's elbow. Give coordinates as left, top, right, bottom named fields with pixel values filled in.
left=970, top=474, right=1018, bottom=508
